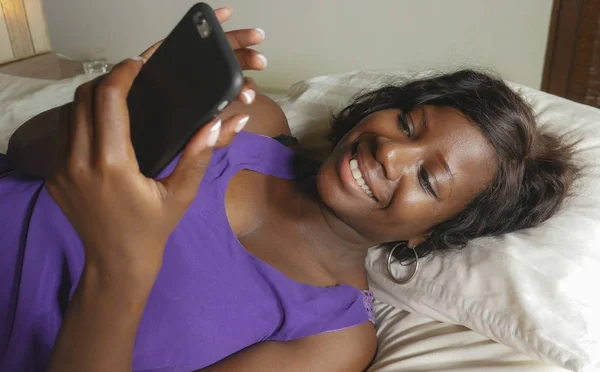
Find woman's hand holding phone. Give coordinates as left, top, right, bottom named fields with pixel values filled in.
left=46, top=57, right=250, bottom=287
left=47, top=6, right=264, bottom=284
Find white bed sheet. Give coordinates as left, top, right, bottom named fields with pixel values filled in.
left=370, top=300, right=569, bottom=372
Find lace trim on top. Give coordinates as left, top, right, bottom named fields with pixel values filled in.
left=361, top=290, right=375, bottom=324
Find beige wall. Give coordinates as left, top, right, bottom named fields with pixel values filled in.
left=43, top=0, right=553, bottom=90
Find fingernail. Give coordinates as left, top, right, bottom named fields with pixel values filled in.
left=206, top=120, right=221, bottom=147
left=131, top=55, right=147, bottom=64
left=241, top=89, right=256, bottom=104
left=255, top=28, right=265, bottom=40
left=257, top=54, right=268, bottom=68
left=235, top=115, right=250, bottom=133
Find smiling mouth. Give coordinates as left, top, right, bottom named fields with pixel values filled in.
left=349, top=157, right=375, bottom=199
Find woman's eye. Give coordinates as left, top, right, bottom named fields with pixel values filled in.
left=398, top=112, right=413, bottom=137
left=419, top=167, right=438, bottom=199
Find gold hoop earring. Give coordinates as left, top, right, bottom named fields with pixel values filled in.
left=386, top=243, right=419, bottom=284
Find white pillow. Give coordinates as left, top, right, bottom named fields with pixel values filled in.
left=370, top=300, right=569, bottom=371
left=277, top=71, right=600, bottom=372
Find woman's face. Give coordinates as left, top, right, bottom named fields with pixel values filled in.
left=317, top=105, right=497, bottom=246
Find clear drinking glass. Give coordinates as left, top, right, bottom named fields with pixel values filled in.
left=82, top=47, right=109, bottom=74
left=82, top=59, right=108, bottom=74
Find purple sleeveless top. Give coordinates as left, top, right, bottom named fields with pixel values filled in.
left=0, top=131, right=374, bottom=371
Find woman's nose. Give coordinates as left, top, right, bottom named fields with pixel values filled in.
left=375, top=137, right=422, bottom=181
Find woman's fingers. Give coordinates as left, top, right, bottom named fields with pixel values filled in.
left=243, top=76, right=259, bottom=91
left=215, top=113, right=249, bottom=147
left=162, top=113, right=248, bottom=210
left=235, top=48, right=267, bottom=71
left=160, top=117, right=221, bottom=209
left=238, top=77, right=259, bottom=105
left=214, top=7, right=232, bottom=24
left=140, top=40, right=163, bottom=61
left=226, top=28, right=264, bottom=51
left=52, top=103, right=73, bottom=175
left=92, top=58, right=145, bottom=164
left=69, top=83, right=94, bottom=167
left=137, top=28, right=265, bottom=66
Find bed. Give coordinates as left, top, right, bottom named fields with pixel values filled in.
left=1, top=62, right=599, bottom=371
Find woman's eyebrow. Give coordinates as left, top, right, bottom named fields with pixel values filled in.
left=436, top=151, right=454, bottom=198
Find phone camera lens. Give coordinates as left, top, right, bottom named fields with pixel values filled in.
left=195, top=12, right=212, bottom=38
left=193, top=12, right=205, bottom=25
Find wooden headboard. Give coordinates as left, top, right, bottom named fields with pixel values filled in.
left=542, top=0, right=599, bottom=108
left=0, top=0, right=51, bottom=64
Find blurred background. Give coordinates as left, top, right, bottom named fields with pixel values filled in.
left=1, top=0, right=598, bottom=107
left=41, top=0, right=553, bottom=90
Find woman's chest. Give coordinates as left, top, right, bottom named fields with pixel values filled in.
left=223, top=171, right=334, bottom=287
left=224, top=169, right=279, bottom=235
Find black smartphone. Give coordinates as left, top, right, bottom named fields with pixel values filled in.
left=127, top=3, right=243, bottom=178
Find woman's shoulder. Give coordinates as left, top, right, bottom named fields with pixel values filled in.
left=218, top=92, right=291, bottom=138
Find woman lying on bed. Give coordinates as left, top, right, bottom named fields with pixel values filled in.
left=1, top=7, right=579, bottom=372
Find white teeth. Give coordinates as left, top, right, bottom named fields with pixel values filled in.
left=349, top=158, right=374, bottom=198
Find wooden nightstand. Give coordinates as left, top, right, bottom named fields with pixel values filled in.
left=0, top=52, right=87, bottom=80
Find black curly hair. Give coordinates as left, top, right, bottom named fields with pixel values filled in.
left=329, top=70, right=580, bottom=263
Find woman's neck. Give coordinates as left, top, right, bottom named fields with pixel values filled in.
left=270, top=176, right=373, bottom=285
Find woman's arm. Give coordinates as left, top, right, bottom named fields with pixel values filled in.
left=7, top=91, right=289, bottom=179
left=48, top=265, right=154, bottom=372
left=202, top=323, right=377, bottom=372
left=7, top=104, right=65, bottom=179
left=6, top=87, right=292, bottom=179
